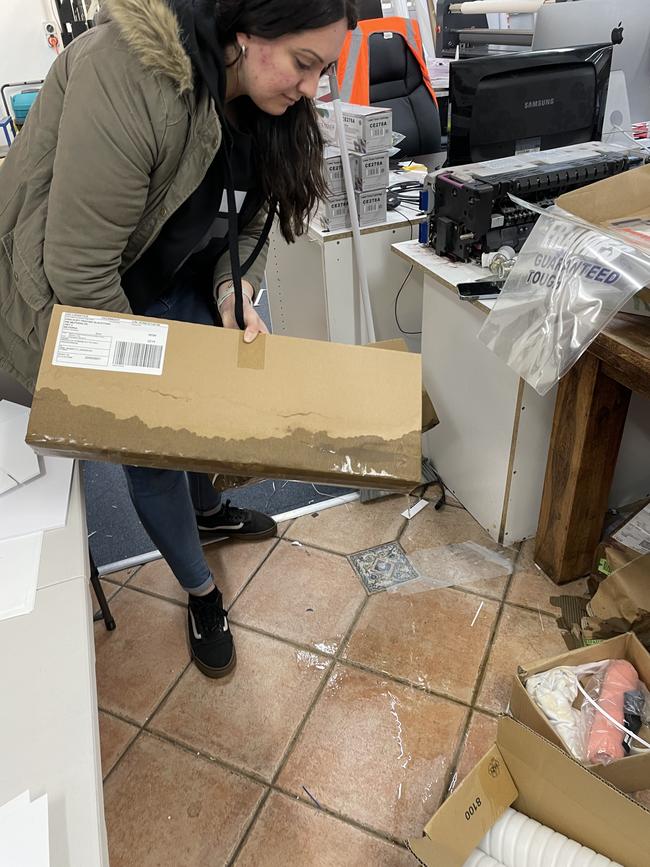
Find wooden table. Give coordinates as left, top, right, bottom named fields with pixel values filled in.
left=535, top=313, right=650, bottom=583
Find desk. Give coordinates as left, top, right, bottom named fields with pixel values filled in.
left=0, top=465, right=108, bottom=866
left=392, top=239, right=650, bottom=546
left=535, top=315, right=650, bottom=583
left=267, top=204, right=425, bottom=348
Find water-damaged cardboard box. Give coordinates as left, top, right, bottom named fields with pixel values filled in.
left=26, top=306, right=422, bottom=491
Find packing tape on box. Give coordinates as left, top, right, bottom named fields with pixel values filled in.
left=237, top=334, right=267, bottom=370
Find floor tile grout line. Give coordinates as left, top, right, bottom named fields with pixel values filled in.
left=97, top=705, right=144, bottom=730
left=100, top=724, right=140, bottom=783
left=106, top=723, right=412, bottom=858
left=439, top=705, right=475, bottom=805
left=270, top=784, right=413, bottom=850
left=468, top=569, right=516, bottom=712
left=107, top=569, right=557, bottom=616
left=261, top=586, right=373, bottom=797
left=140, top=657, right=194, bottom=734
left=224, top=536, right=285, bottom=609
left=225, top=787, right=273, bottom=867
left=102, top=727, right=147, bottom=787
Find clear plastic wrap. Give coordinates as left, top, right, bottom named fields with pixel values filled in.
left=526, top=659, right=650, bottom=765
left=478, top=201, right=650, bottom=395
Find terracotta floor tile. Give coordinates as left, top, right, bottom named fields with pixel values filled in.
left=277, top=665, right=468, bottom=839
left=507, top=539, right=589, bottom=614
left=98, top=711, right=138, bottom=779
left=452, top=711, right=499, bottom=789
left=128, top=557, right=186, bottom=604
left=150, top=627, right=331, bottom=781
left=94, top=588, right=189, bottom=724
left=104, top=732, right=264, bottom=867
left=401, top=507, right=514, bottom=601
left=286, top=498, right=407, bottom=555
left=204, top=537, right=279, bottom=606
left=100, top=566, right=140, bottom=585
left=343, top=587, right=498, bottom=703
left=231, top=540, right=366, bottom=654
left=234, top=792, right=414, bottom=867
left=476, top=604, right=567, bottom=714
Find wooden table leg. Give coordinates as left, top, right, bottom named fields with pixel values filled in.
left=535, top=353, right=631, bottom=584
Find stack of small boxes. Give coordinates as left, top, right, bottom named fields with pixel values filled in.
left=316, top=102, right=392, bottom=231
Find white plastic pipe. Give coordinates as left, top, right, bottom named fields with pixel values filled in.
left=479, top=808, right=622, bottom=867
left=450, top=0, right=545, bottom=13
left=327, top=69, right=376, bottom=345
left=463, top=850, right=504, bottom=867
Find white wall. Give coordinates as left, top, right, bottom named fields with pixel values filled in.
left=0, top=0, right=59, bottom=89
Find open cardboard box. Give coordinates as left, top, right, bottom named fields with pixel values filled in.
left=557, top=164, right=650, bottom=317
left=26, top=306, right=422, bottom=491
left=408, top=716, right=650, bottom=867
left=510, top=633, right=650, bottom=793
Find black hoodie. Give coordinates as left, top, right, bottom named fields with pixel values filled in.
left=123, top=0, right=272, bottom=325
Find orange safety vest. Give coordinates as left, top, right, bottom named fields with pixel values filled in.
left=337, top=16, right=437, bottom=107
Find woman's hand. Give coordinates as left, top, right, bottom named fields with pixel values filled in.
left=218, top=282, right=269, bottom=343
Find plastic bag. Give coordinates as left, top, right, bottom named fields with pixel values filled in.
left=478, top=201, right=650, bottom=395
left=526, top=659, right=650, bottom=765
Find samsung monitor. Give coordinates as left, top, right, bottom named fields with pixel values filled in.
left=447, top=43, right=613, bottom=166
left=533, top=0, right=650, bottom=123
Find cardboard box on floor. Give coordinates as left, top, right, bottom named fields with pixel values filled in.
left=408, top=716, right=650, bottom=867
left=26, top=306, right=422, bottom=491
left=510, top=633, right=650, bottom=793
left=557, top=164, right=650, bottom=317
left=585, top=554, right=650, bottom=647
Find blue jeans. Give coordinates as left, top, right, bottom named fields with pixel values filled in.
left=123, top=281, right=222, bottom=593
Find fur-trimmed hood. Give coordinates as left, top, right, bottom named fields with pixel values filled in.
left=99, top=0, right=194, bottom=93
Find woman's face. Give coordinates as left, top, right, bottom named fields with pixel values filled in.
left=237, top=19, right=349, bottom=115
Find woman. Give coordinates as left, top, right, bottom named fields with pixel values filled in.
left=0, top=0, right=357, bottom=677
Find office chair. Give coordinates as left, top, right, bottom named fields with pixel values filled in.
left=91, top=549, right=116, bottom=631
left=368, top=31, right=441, bottom=157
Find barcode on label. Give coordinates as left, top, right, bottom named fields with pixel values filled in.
left=368, top=167, right=382, bottom=175
left=113, top=341, right=163, bottom=370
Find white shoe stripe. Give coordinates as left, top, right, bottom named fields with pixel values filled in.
left=189, top=608, right=202, bottom=640
left=198, top=522, right=245, bottom=532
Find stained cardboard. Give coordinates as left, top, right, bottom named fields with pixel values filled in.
left=510, top=633, right=650, bottom=792
left=558, top=164, right=650, bottom=317
left=587, top=554, right=650, bottom=646
left=26, top=306, right=422, bottom=491
left=409, top=717, right=650, bottom=867
left=368, top=339, right=439, bottom=432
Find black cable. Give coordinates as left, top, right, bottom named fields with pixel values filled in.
left=392, top=208, right=422, bottom=336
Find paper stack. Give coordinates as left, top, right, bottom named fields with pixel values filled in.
left=0, top=400, right=74, bottom=622
left=0, top=791, right=50, bottom=867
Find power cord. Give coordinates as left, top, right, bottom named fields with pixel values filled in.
left=392, top=207, right=422, bottom=336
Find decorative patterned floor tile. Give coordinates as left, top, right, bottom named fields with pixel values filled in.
left=349, top=542, right=418, bottom=594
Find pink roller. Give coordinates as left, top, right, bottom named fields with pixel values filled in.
left=586, top=659, right=639, bottom=764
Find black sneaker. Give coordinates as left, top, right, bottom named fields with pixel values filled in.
left=196, top=499, right=277, bottom=540
left=187, top=588, right=236, bottom=678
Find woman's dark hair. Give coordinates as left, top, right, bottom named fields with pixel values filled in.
left=215, top=0, right=359, bottom=242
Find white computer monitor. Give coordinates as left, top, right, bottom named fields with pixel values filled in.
left=532, top=0, right=650, bottom=123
